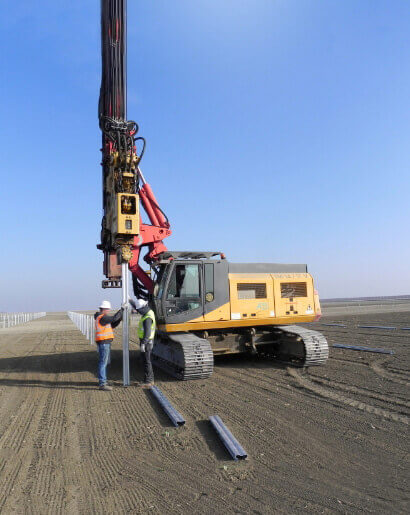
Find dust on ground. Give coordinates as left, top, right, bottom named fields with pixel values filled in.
left=0, top=309, right=408, bottom=514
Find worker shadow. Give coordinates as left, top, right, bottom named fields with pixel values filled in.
left=195, top=420, right=231, bottom=461
left=0, top=348, right=143, bottom=390
left=0, top=378, right=98, bottom=390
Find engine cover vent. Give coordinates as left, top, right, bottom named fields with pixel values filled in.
left=237, top=283, right=267, bottom=299
left=281, top=282, right=307, bottom=298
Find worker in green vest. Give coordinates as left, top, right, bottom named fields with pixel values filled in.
left=130, top=298, right=156, bottom=387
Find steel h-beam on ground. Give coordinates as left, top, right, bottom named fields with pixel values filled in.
left=122, top=263, right=130, bottom=386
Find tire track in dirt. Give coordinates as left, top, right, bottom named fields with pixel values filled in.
left=310, top=376, right=410, bottom=411
left=288, top=368, right=409, bottom=425
left=210, top=365, right=321, bottom=418
left=165, top=370, right=345, bottom=484
left=329, top=356, right=369, bottom=366
left=91, top=450, right=168, bottom=514
left=387, top=366, right=410, bottom=378
left=370, top=359, right=410, bottom=386
left=22, top=369, right=69, bottom=513
left=0, top=335, right=48, bottom=435
left=42, top=384, right=67, bottom=450
left=75, top=386, right=181, bottom=513
left=127, top=449, right=257, bottom=514
left=198, top=368, right=376, bottom=480
left=0, top=454, right=24, bottom=512
left=61, top=393, right=83, bottom=515
left=320, top=328, right=409, bottom=340
left=28, top=453, right=66, bottom=514
left=113, top=388, right=165, bottom=445
left=0, top=332, right=60, bottom=514
left=63, top=394, right=107, bottom=514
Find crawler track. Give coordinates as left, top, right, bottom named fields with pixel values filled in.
left=152, top=332, right=214, bottom=380
left=275, top=325, right=329, bottom=366
left=152, top=326, right=329, bottom=380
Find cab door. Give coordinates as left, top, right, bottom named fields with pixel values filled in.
left=162, top=261, right=204, bottom=325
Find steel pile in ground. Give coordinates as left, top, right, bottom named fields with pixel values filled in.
left=209, top=415, right=247, bottom=461
left=332, top=344, right=394, bottom=355
left=150, top=386, right=185, bottom=427
left=322, top=323, right=347, bottom=327
left=358, top=325, right=396, bottom=330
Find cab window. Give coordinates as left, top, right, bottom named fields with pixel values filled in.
left=167, top=264, right=200, bottom=298
left=166, top=264, right=201, bottom=314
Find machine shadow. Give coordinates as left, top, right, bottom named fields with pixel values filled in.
left=214, top=352, right=289, bottom=371
left=0, top=348, right=175, bottom=389
left=0, top=347, right=287, bottom=390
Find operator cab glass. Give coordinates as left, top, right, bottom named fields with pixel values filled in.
left=152, top=258, right=228, bottom=325
left=153, top=261, right=204, bottom=324
left=166, top=264, right=201, bottom=314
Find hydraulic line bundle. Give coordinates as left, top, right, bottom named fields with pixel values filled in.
left=98, top=0, right=171, bottom=296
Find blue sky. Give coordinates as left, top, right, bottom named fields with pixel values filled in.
left=0, top=0, right=409, bottom=311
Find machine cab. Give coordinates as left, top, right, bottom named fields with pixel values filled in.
left=152, top=252, right=228, bottom=326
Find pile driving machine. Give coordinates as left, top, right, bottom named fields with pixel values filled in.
left=98, top=0, right=329, bottom=380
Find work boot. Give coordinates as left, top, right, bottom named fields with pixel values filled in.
left=140, top=382, right=154, bottom=389
left=99, top=384, right=113, bottom=391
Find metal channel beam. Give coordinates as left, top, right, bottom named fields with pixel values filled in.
left=332, top=344, right=394, bottom=355
left=358, top=325, right=396, bottom=330
left=209, top=415, right=247, bottom=461
left=150, top=386, right=185, bottom=427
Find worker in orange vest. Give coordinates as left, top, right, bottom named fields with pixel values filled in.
left=94, top=300, right=123, bottom=391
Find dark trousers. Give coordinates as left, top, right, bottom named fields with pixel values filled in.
left=141, top=342, right=154, bottom=384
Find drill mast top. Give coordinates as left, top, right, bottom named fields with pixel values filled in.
left=98, top=0, right=171, bottom=297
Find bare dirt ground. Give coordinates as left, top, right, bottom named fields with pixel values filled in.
left=0, top=309, right=408, bottom=514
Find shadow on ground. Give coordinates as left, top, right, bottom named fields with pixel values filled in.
left=0, top=350, right=154, bottom=389
left=0, top=347, right=287, bottom=390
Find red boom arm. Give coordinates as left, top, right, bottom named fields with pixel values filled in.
left=129, top=178, right=171, bottom=295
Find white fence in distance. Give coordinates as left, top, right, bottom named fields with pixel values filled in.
left=0, top=312, right=46, bottom=329
left=67, top=312, right=95, bottom=345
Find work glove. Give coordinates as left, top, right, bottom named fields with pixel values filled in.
left=140, top=343, right=146, bottom=353
left=129, top=298, right=137, bottom=310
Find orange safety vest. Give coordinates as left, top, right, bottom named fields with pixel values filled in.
left=95, top=314, right=114, bottom=342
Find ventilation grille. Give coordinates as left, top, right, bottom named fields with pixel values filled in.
left=237, top=283, right=267, bottom=300
left=281, top=282, right=307, bottom=298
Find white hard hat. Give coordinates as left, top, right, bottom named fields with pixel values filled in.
left=99, top=300, right=112, bottom=309
left=134, top=298, right=148, bottom=310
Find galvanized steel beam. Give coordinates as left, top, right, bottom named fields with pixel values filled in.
left=150, top=386, right=185, bottom=427
left=332, top=344, right=394, bottom=355
left=209, top=415, right=247, bottom=461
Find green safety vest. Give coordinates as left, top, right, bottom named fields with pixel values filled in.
left=137, top=310, right=156, bottom=341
